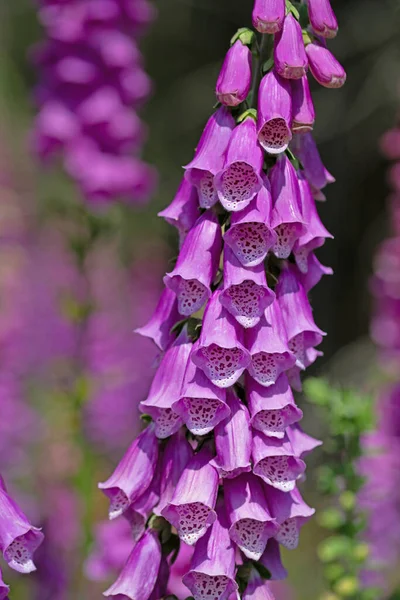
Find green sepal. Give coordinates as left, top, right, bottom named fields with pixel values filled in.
left=230, top=28, right=256, bottom=48
left=262, top=57, right=275, bottom=74
left=285, top=0, right=300, bottom=20
left=237, top=108, right=257, bottom=124
left=140, top=414, right=152, bottom=424
left=253, top=561, right=272, bottom=580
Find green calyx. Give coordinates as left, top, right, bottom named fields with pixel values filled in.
left=237, top=108, right=257, bottom=124
left=230, top=27, right=256, bottom=48
left=285, top=0, right=300, bottom=20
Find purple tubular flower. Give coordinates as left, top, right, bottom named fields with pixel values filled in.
left=135, top=287, right=180, bottom=351
left=154, top=430, right=193, bottom=517
left=286, top=424, right=322, bottom=457
left=260, top=539, right=288, bottom=580
left=245, top=301, right=296, bottom=387
left=164, top=211, right=222, bottom=316
left=210, top=389, right=252, bottom=479
left=269, top=156, right=306, bottom=259
left=274, top=14, right=308, bottom=80
left=247, top=373, right=303, bottom=438
left=290, top=132, right=335, bottom=198
left=276, top=266, right=325, bottom=369
left=161, top=448, right=219, bottom=545
left=224, top=474, right=279, bottom=560
left=252, top=431, right=306, bottom=492
left=158, top=178, right=199, bottom=246
left=124, top=466, right=161, bottom=540
left=294, top=172, right=333, bottom=273
left=306, top=43, right=346, bottom=89
left=307, top=0, right=338, bottom=39
left=103, top=530, right=161, bottom=600
left=291, top=76, right=315, bottom=133
left=257, top=71, right=292, bottom=155
left=286, top=347, right=323, bottom=392
left=266, top=487, right=315, bottom=550
left=98, top=423, right=159, bottom=519
left=0, top=484, right=44, bottom=574
left=182, top=503, right=239, bottom=600
left=224, top=181, right=276, bottom=268
left=220, top=246, right=275, bottom=329
left=215, top=118, right=263, bottom=212
left=252, top=0, right=285, bottom=34
left=297, top=252, right=333, bottom=292
left=191, top=291, right=251, bottom=388
left=173, top=344, right=230, bottom=435
left=216, top=40, right=252, bottom=107
left=184, top=107, right=236, bottom=208
left=0, top=568, right=9, bottom=600
left=139, top=328, right=192, bottom=438
left=243, top=569, right=276, bottom=600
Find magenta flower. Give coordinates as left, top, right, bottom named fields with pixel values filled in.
left=224, top=181, right=276, bottom=267
left=0, top=481, right=44, bottom=574
left=266, top=487, right=315, bottom=550
left=191, top=291, right=251, bottom=388
left=139, top=328, right=192, bottom=438
left=164, top=211, right=222, bottom=316
left=252, top=0, right=285, bottom=34
left=154, top=430, right=192, bottom=517
left=243, top=569, right=277, bottom=600
left=161, top=448, right=219, bottom=545
left=307, top=0, right=338, bottom=39
left=274, top=14, right=308, bottom=80
left=158, top=178, right=199, bottom=246
left=291, top=132, right=335, bottom=198
left=182, top=503, right=238, bottom=600
left=257, top=71, right=292, bottom=154
left=260, top=539, right=288, bottom=581
left=216, top=40, right=252, bottom=107
left=210, top=389, right=253, bottom=479
left=215, top=118, right=263, bottom=212
left=135, top=287, right=180, bottom=351
left=184, top=107, right=235, bottom=208
left=0, top=569, right=9, bottom=600
left=104, top=530, right=161, bottom=600
left=291, top=76, right=315, bottom=133
left=306, top=43, right=346, bottom=89
left=98, top=423, right=159, bottom=519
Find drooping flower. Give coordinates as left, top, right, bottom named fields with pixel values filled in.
left=274, top=14, right=308, bottom=80
left=216, top=40, right=252, bottom=107
left=307, top=0, right=338, bottom=39
left=252, top=0, right=285, bottom=34
left=257, top=71, right=292, bottom=155
left=306, top=43, right=346, bottom=89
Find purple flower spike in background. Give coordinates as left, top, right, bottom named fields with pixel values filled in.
left=139, top=327, right=192, bottom=438
left=184, top=107, right=235, bottom=208
left=164, top=211, right=222, bottom=316
left=191, top=291, right=251, bottom=388
left=210, top=389, right=252, bottom=479
left=215, top=117, right=263, bottom=212
left=224, top=474, right=279, bottom=560
left=220, top=246, right=275, bottom=329
left=224, top=181, right=276, bottom=268
left=182, top=503, right=238, bottom=600
left=307, top=0, right=338, bottom=39
left=274, top=14, right=308, bottom=80
left=306, top=43, right=346, bottom=89
left=257, top=71, right=292, bottom=154
left=216, top=40, right=252, bottom=107
left=252, top=0, right=285, bottom=34
left=98, top=423, right=159, bottom=519
left=104, top=530, right=161, bottom=600
left=161, top=448, right=219, bottom=545
left=0, top=480, right=44, bottom=574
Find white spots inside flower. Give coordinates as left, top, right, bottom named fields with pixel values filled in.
left=182, top=397, right=222, bottom=435
left=176, top=502, right=212, bottom=545
left=230, top=518, right=268, bottom=560
left=191, top=573, right=230, bottom=600
left=288, top=333, right=306, bottom=370
left=5, top=537, right=35, bottom=573
left=109, top=488, right=130, bottom=519
left=227, top=223, right=272, bottom=267
left=177, top=278, right=208, bottom=316
left=154, top=407, right=182, bottom=439
left=197, top=171, right=218, bottom=209
left=253, top=409, right=286, bottom=436
left=295, top=246, right=310, bottom=274
left=256, top=456, right=297, bottom=492
left=259, top=118, right=290, bottom=154
left=201, top=344, right=244, bottom=388
left=250, top=352, right=286, bottom=386
left=222, top=280, right=268, bottom=328
left=275, top=518, right=299, bottom=550
left=272, top=223, right=300, bottom=259
left=219, top=161, right=260, bottom=211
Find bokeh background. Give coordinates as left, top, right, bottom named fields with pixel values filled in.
left=1, top=0, right=400, bottom=598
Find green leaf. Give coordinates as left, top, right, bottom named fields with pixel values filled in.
left=262, top=57, right=274, bottom=74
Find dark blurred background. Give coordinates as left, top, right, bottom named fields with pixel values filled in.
left=1, top=0, right=400, bottom=598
